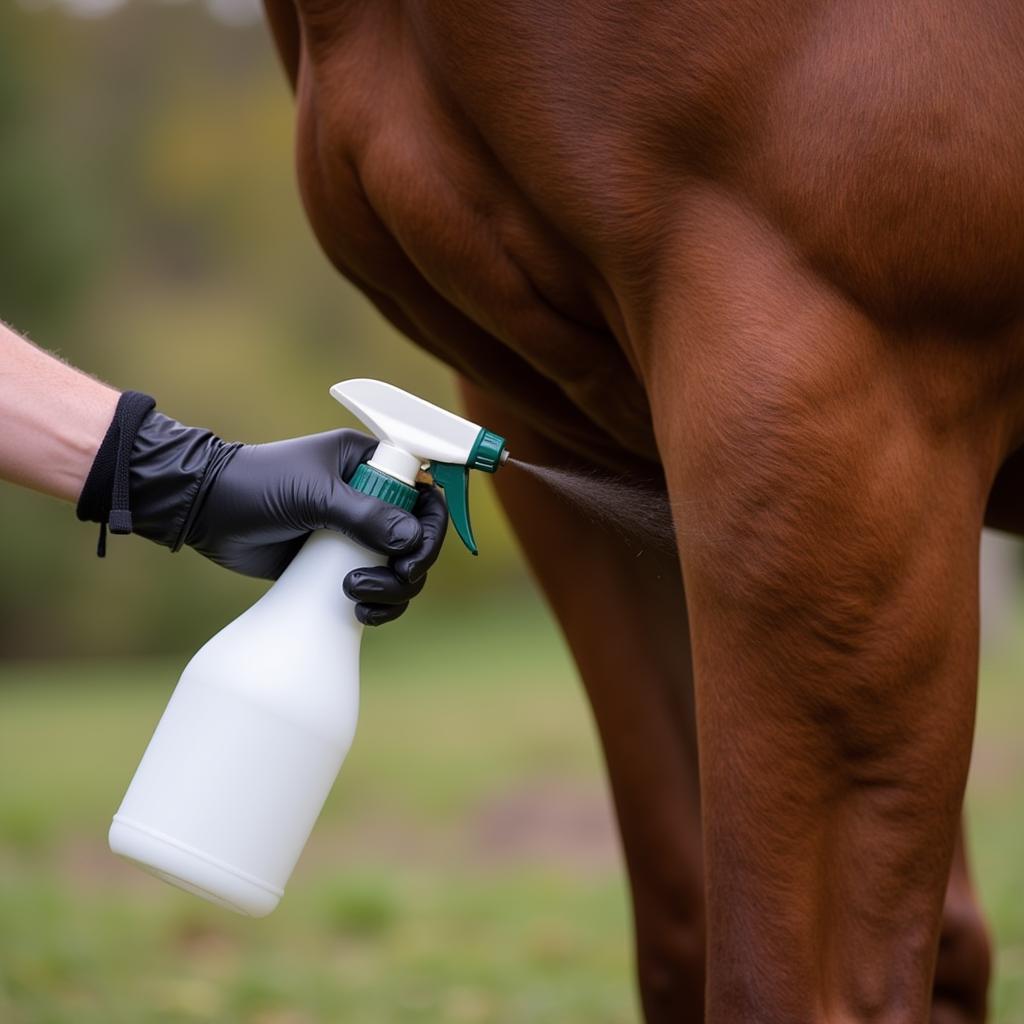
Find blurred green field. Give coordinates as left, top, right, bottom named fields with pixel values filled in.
left=2, top=593, right=1024, bottom=1024
left=0, top=596, right=634, bottom=1024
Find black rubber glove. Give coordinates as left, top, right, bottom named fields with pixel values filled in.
left=79, top=408, right=447, bottom=626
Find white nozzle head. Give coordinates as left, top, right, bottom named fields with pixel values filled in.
left=330, top=379, right=485, bottom=477
left=330, top=379, right=508, bottom=554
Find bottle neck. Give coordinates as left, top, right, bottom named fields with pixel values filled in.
left=261, top=530, right=387, bottom=609
left=366, top=442, right=421, bottom=485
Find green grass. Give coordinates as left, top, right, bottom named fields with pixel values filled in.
left=0, top=596, right=633, bottom=1024
left=1, top=593, right=1023, bottom=1023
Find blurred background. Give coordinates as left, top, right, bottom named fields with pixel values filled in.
left=0, top=2, right=1022, bottom=1022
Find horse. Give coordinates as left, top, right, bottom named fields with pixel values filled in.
left=262, top=3, right=1024, bottom=1020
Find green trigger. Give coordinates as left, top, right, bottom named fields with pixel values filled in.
left=430, top=462, right=479, bottom=555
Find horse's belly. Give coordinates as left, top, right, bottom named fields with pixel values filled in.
left=750, top=2, right=1024, bottom=331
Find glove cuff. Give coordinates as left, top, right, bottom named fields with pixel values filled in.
left=76, top=390, right=156, bottom=556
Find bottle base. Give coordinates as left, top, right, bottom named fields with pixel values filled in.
left=109, top=816, right=282, bottom=917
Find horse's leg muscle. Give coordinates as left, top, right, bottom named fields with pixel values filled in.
left=639, top=198, right=998, bottom=1023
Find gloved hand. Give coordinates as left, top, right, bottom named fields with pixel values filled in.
left=78, top=404, right=447, bottom=626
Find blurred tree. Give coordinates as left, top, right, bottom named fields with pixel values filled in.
left=0, top=1, right=526, bottom=660
left=0, top=6, right=100, bottom=335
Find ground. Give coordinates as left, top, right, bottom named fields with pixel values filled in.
left=0, top=593, right=1022, bottom=1024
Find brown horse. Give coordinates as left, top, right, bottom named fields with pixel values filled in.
left=263, top=3, right=1024, bottom=1021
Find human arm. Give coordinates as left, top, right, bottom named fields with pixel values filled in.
left=1, top=320, right=446, bottom=624
left=0, top=319, right=119, bottom=501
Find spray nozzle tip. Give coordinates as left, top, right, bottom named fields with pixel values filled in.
left=467, top=429, right=507, bottom=473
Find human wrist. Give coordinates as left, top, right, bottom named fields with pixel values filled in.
left=57, top=385, right=121, bottom=502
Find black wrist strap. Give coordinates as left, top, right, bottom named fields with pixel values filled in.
left=76, top=390, right=157, bottom=556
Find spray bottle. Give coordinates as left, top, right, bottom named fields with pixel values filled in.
left=108, top=379, right=508, bottom=916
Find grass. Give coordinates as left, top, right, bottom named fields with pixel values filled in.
left=1, top=591, right=1023, bottom=1023
left=0, top=595, right=633, bottom=1024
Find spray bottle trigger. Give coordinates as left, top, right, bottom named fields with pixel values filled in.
left=429, top=462, right=479, bottom=556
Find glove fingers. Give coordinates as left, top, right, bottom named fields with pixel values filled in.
left=355, top=601, right=410, bottom=627
left=391, top=486, right=448, bottom=583
left=323, top=483, right=424, bottom=555
left=343, top=566, right=426, bottom=605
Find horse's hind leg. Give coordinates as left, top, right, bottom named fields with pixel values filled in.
left=460, top=380, right=706, bottom=1023
left=933, top=830, right=991, bottom=1024
left=928, top=432, right=1024, bottom=1024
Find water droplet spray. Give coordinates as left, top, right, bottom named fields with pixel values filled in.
left=506, top=458, right=678, bottom=549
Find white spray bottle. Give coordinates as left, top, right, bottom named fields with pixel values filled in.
left=109, top=379, right=508, bottom=916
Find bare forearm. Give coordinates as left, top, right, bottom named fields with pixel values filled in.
left=0, top=321, right=119, bottom=502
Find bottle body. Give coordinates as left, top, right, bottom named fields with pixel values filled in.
left=109, top=530, right=382, bottom=916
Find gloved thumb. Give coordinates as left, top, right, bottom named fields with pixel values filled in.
left=324, top=483, right=423, bottom=555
